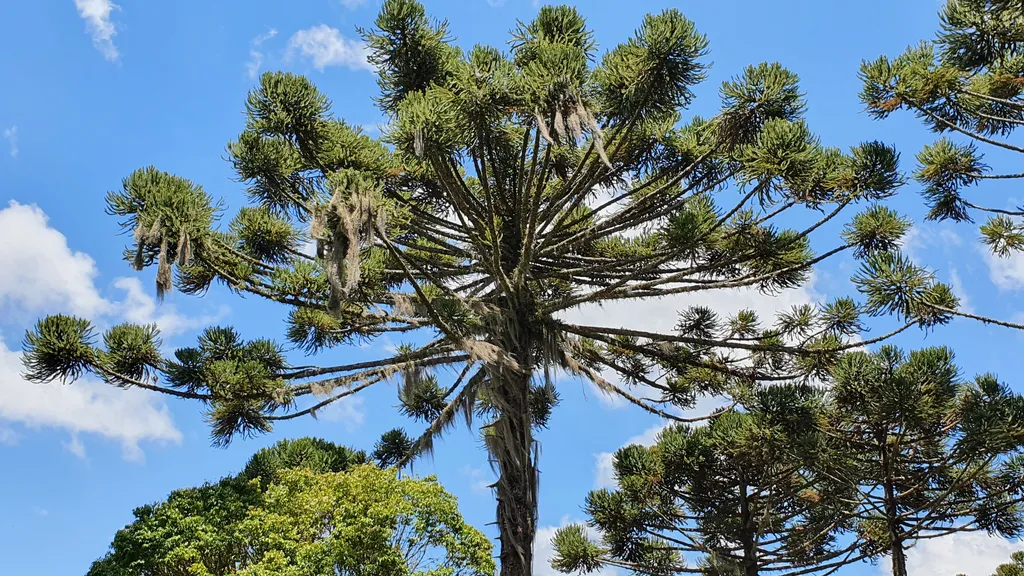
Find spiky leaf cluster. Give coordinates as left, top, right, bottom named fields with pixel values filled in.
left=859, top=0, right=1024, bottom=257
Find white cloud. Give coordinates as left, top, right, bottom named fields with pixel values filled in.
left=948, top=267, right=974, bottom=313
left=0, top=202, right=227, bottom=334
left=0, top=426, right=18, bottom=445
left=288, top=25, right=372, bottom=72
left=899, top=223, right=962, bottom=263
left=594, top=421, right=666, bottom=489
left=461, top=465, right=494, bottom=494
left=881, top=532, right=1024, bottom=576
left=984, top=247, right=1024, bottom=292
left=3, top=126, right=17, bottom=157
left=112, top=277, right=228, bottom=337
left=246, top=28, right=278, bottom=80
left=0, top=201, right=110, bottom=322
left=339, top=0, right=368, bottom=8
left=592, top=396, right=734, bottom=490
left=535, top=517, right=619, bottom=576
left=0, top=201, right=231, bottom=460
left=63, top=433, right=87, bottom=460
left=318, top=395, right=366, bottom=430
left=0, top=334, right=182, bottom=461
left=74, top=0, right=120, bottom=61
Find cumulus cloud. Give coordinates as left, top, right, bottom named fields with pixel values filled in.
left=0, top=426, right=18, bottom=445
left=594, top=421, right=668, bottom=488
left=881, top=532, right=1024, bottom=576
left=0, top=201, right=229, bottom=460
left=984, top=247, right=1024, bottom=292
left=899, top=223, right=962, bottom=263
left=0, top=201, right=111, bottom=322
left=246, top=28, right=278, bottom=79
left=288, top=25, right=372, bottom=72
left=317, top=395, right=366, bottom=431
left=534, top=517, right=619, bottom=576
left=74, top=0, right=120, bottom=61
left=3, top=126, right=17, bottom=158
left=948, top=267, right=974, bottom=314
left=0, top=334, right=182, bottom=461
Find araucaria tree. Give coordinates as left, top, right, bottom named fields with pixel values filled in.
left=859, top=0, right=1024, bottom=256
left=551, top=347, right=1024, bottom=576
left=22, top=1, right=952, bottom=574
left=551, top=386, right=861, bottom=576
left=829, top=346, right=1024, bottom=576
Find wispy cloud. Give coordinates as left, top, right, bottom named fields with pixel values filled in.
left=460, top=465, right=493, bottom=494
left=0, top=426, right=18, bottom=446
left=74, top=0, right=120, bottom=61
left=288, top=25, right=372, bottom=71
left=63, top=433, right=87, bottom=460
left=3, top=126, right=17, bottom=157
left=246, top=28, right=278, bottom=79
left=948, top=267, right=974, bottom=314
left=339, top=0, right=369, bottom=8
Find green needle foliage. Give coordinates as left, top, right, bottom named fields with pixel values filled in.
left=86, top=437, right=493, bottom=576
left=553, top=347, right=1024, bottom=576
left=859, top=0, right=1024, bottom=256
left=552, top=386, right=860, bottom=576
left=24, top=2, right=962, bottom=574
left=829, top=346, right=1024, bottom=576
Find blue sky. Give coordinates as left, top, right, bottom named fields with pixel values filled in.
left=2, top=1, right=1024, bottom=575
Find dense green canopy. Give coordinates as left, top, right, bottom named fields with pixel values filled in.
left=86, top=438, right=493, bottom=576
left=552, top=346, right=1024, bottom=576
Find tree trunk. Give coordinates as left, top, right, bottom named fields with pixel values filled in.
left=492, top=302, right=538, bottom=576
left=738, top=472, right=759, bottom=576
left=879, top=433, right=907, bottom=576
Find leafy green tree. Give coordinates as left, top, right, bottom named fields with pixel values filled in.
left=550, top=386, right=861, bottom=576
left=860, top=0, right=1024, bottom=257
left=23, top=2, right=958, bottom=574
left=86, top=437, right=492, bottom=576
left=827, top=346, right=1024, bottom=576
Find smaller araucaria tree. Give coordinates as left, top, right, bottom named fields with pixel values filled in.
left=86, top=437, right=493, bottom=576
left=859, top=0, right=1024, bottom=256
left=827, top=346, right=1024, bottom=576
left=550, top=385, right=861, bottom=576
